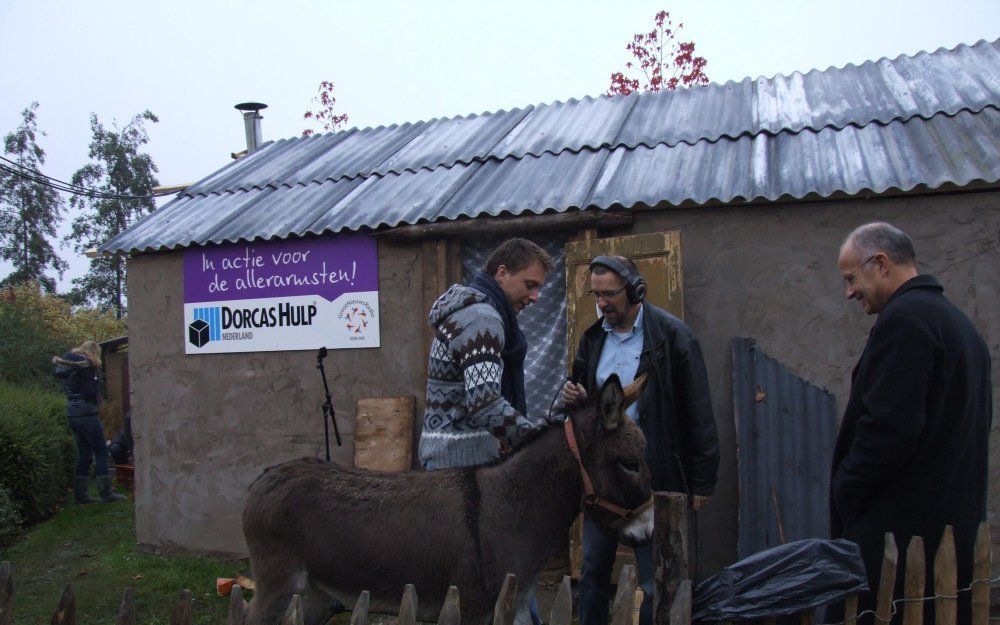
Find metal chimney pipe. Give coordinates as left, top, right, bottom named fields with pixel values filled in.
left=234, top=102, right=268, bottom=154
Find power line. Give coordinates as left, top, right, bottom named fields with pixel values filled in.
left=0, top=155, right=178, bottom=201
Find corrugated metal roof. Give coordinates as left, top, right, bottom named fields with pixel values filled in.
left=103, top=39, right=1000, bottom=254
left=732, top=337, right=838, bottom=559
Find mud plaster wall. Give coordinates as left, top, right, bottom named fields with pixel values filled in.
left=127, top=191, right=998, bottom=566
left=630, top=190, right=999, bottom=574
left=127, top=239, right=425, bottom=555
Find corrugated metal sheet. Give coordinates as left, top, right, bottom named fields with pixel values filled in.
left=732, top=337, right=838, bottom=559
left=102, top=39, right=1000, bottom=254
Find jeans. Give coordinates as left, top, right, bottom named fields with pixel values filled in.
left=579, top=513, right=654, bottom=625
left=69, top=415, right=110, bottom=477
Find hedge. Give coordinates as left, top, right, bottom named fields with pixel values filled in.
left=0, top=381, right=74, bottom=540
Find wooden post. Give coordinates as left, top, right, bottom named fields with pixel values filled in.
left=668, top=580, right=691, bottom=625
left=934, top=526, right=957, bottom=625
left=798, top=608, right=813, bottom=625
left=875, top=533, right=898, bottom=625
left=399, top=584, right=418, bottom=625
left=51, top=583, right=75, bottom=625
left=438, top=586, right=461, bottom=625
left=843, top=595, right=858, bottom=625
left=550, top=576, right=573, bottom=625
left=653, top=492, right=689, bottom=625
left=610, top=564, right=637, bottom=625
left=349, top=591, right=370, bottom=625
left=972, top=522, right=990, bottom=625
left=170, top=589, right=192, bottom=625
left=493, top=574, right=517, bottom=625
left=0, top=561, right=13, bottom=625
left=281, top=594, right=303, bottom=625
left=116, top=587, right=136, bottom=625
left=903, top=536, right=925, bottom=625
left=227, top=585, right=245, bottom=625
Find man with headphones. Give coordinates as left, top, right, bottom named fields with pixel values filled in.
left=563, top=255, right=719, bottom=625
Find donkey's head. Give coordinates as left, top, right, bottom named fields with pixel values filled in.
left=569, top=374, right=653, bottom=544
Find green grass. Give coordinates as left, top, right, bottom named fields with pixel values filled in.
left=0, top=487, right=243, bottom=624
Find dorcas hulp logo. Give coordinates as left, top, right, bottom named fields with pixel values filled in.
left=337, top=298, right=376, bottom=342
left=188, top=307, right=221, bottom=347
left=188, top=303, right=318, bottom=348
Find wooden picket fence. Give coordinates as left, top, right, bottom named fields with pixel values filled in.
left=8, top=493, right=991, bottom=625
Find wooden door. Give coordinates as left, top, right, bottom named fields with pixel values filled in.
left=564, top=231, right=685, bottom=578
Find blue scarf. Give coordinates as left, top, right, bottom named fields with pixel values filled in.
left=471, top=270, right=528, bottom=415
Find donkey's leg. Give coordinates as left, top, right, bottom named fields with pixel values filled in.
left=300, top=584, right=336, bottom=625
left=245, top=555, right=308, bottom=625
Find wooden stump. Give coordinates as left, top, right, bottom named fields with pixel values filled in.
left=903, top=536, right=925, bottom=625
left=169, top=589, right=192, bottom=625
left=667, top=580, right=691, bottom=625
left=653, top=492, right=689, bottom=625
left=549, top=576, right=573, bottom=625
left=115, top=587, right=135, bottom=625
left=493, top=574, right=517, bottom=625
left=934, top=526, right=956, bottom=625
left=349, top=591, right=370, bottom=625
left=51, top=584, right=75, bottom=625
left=610, top=564, right=637, bottom=625
left=438, top=586, right=461, bottom=625
left=398, top=584, right=417, bottom=625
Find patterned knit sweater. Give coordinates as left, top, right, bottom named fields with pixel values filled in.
left=418, top=284, right=547, bottom=469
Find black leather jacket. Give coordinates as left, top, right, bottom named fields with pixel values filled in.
left=53, top=353, right=100, bottom=417
left=572, top=303, right=720, bottom=495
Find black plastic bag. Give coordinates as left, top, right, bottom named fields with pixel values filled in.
left=693, top=538, right=868, bottom=623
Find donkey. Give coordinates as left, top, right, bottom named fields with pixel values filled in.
left=242, top=374, right=653, bottom=625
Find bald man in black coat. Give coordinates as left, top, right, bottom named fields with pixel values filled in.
left=831, top=222, right=992, bottom=624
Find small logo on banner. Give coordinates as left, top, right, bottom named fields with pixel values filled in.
left=338, top=298, right=376, bottom=342
left=189, top=307, right=222, bottom=347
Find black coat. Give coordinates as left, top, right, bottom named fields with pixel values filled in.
left=572, top=303, right=720, bottom=495
left=830, top=275, right=992, bottom=617
left=53, top=353, right=100, bottom=417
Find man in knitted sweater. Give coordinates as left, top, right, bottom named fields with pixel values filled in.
left=419, top=238, right=556, bottom=470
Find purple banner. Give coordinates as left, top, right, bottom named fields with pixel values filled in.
left=184, top=236, right=377, bottom=303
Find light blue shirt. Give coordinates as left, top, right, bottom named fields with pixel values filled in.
left=596, top=304, right=644, bottom=421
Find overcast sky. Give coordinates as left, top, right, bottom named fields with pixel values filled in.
left=2, top=0, right=998, bottom=291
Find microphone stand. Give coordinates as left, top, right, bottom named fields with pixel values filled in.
left=316, top=347, right=342, bottom=461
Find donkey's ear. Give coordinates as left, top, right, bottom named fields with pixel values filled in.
left=623, top=372, right=648, bottom=409
left=599, top=374, right=626, bottom=431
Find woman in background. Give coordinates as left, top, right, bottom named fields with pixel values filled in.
left=53, top=340, right=125, bottom=504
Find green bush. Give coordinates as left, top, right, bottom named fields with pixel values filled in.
left=0, top=486, right=23, bottom=548
left=0, top=282, right=126, bottom=389
left=0, top=381, right=74, bottom=525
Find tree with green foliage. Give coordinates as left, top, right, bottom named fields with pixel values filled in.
left=0, top=102, right=68, bottom=292
left=65, top=111, right=159, bottom=317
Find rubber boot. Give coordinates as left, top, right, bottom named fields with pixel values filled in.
left=74, top=476, right=97, bottom=504
left=97, top=475, right=125, bottom=503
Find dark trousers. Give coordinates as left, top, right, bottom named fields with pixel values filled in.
left=579, top=513, right=655, bottom=625
left=69, top=415, right=110, bottom=477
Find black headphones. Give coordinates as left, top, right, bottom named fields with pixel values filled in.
left=589, top=255, right=647, bottom=305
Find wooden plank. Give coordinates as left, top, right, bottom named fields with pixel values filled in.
left=0, top=561, right=13, bottom=625
left=875, top=533, right=898, bottom=625
left=399, top=584, right=417, bottom=625
left=667, top=580, right=691, bottom=625
left=844, top=595, right=858, bottom=625
left=493, top=573, right=517, bottom=625
left=934, top=526, right=957, bottom=625
left=349, top=591, right=370, bottom=625
left=972, top=521, right=990, bottom=625
left=438, top=586, right=461, bottom=625
left=169, top=589, right=192, bottom=625
left=903, top=536, right=925, bottom=625
left=227, top=585, right=244, bottom=625
left=798, top=608, right=813, bottom=625
left=610, top=564, right=637, bottom=625
left=633, top=589, right=643, bottom=625
left=354, top=396, right=415, bottom=471
left=116, top=587, right=135, bottom=625
left=281, top=594, right=303, bottom=625
left=51, top=584, right=75, bottom=625
left=422, top=239, right=447, bottom=361
left=653, top=492, right=689, bottom=625
left=377, top=211, right=633, bottom=242
left=549, top=575, right=572, bottom=625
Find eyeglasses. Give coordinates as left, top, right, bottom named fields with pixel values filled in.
left=587, top=286, right=627, bottom=300
left=842, top=255, right=876, bottom=286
